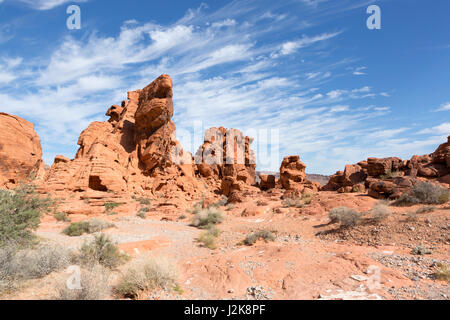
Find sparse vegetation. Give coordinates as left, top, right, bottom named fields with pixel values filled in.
left=433, top=263, right=450, bottom=281
left=412, top=245, right=432, bottom=255
left=352, top=184, right=365, bottom=193
left=137, top=207, right=149, bottom=219
left=379, top=170, right=402, bottom=180
left=244, top=230, right=275, bottom=246
left=393, top=181, right=450, bottom=206
left=62, top=219, right=115, bottom=237
left=368, top=203, right=391, bottom=223
left=283, top=192, right=313, bottom=208
left=56, top=265, right=110, bottom=300
left=416, top=206, right=435, bottom=214
left=0, top=243, right=70, bottom=293
left=115, top=256, right=178, bottom=299
left=0, top=184, right=54, bottom=247
left=78, top=234, right=128, bottom=269
left=54, top=211, right=70, bottom=222
left=135, top=197, right=151, bottom=205
left=191, top=207, right=224, bottom=229
left=104, top=202, right=123, bottom=213
left=329, top=206, right=361, bottom=227
left=198, top=225, right=220, bottom=249
left=210, top=196, right=228, bottom=208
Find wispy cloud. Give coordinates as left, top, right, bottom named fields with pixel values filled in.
left=437, top=102, right=450, bottom=111
left=16, top=0, right=87, bottom=10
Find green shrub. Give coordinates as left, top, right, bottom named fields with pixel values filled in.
left=0, top=184, right=54, bottom=247
left=329, top=207, right=361, bottom=227
left=78, top=234, right=128, bottom=269
left=54, top=212, right=70, bottom=222
left=415, top=206, right=435, bottom=214
left=135, top=197, right=151, bottom=205
left=244, top=230, right=275, bottom=246
left=115, top=256, right=178, bottom=299
left=137, top=207, right=149, bottom=219
left=191, top=207, right=224, bottom=229
left=393, top=181, right=450, bottom=206
left=63, top=219, right=115, bottom=237
left=104, top=202, right=123, bottom=213
left=209, top=196, right=228, bottom=208
left=379, top=170, right=401, bottom=180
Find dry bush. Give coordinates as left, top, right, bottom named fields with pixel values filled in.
left=369, top=203, right=391, bottom=223
left=197, top=225, right=220, bottom=249
left=329, top=207, right=361, bottom=227
left=433, top=263, right=450, bottom=281
left=191, top=207, right=224, bottom=229
left=56, top=265, right=110, bottom=300
left=415, top=206, right=435, bottom=214
left=78, top=234, right=128, bottom=269
left=115, top=256, right=178, bottom=299
left=244, top=230, right=275, bottom=246
left=394, top=181, right=450, bottom=206
left=0, top=242, right=71, bottom=293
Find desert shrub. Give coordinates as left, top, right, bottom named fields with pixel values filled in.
left=210, top=196, right=228, bottom=208
left=379, top=170, right=401, bottom=180
left=104, top=202, right=122, bottom=213
left=197, top=225, right=220, bottom=250
left=191, top=207, right=224, bottom=229
left=393, top=181, right=450, bottom=206
left=352, top=184, right=365, bottom=193
left=54, top=212, right=70, bottom=222
left=283, top=196, right=303, bottom=208
left=412, top=245, right=432, bottom=255
left=329, top=207, right=361, bottom=227
left=135, top=197, right=151, bottom=205
left=369, top=203, right=391, bottom=223
left=405, top=211, right=418, bottom=222
left=0, top=184, right=54, bottom=247
left=226, top=203, right=235, bottom=211
left=0, top=242, right=70, bottom=293
left=244, top=230, right=275, bottom=246
left=56, top=265, right=110, bottom=300
left=115, top=256, right=178, bottom=299
left=78, top=234, right=128, bottom=269
left=63, top=219, right=115, bottom=237
left=433, top=263, right=450, bottom=281
left=137, top=208, right=148, bottom=219
left=416, top=206, right=435, bottom=214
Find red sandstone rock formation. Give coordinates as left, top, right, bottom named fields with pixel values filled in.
left=323, top=136, right=450, bottom=199
left=279, top=155, right=321, bottom=196
left=41, top=75, right=205, bottom=203
left=195, top=127, right=257, bottom=201
left=0, top=113, right=45, bottom=189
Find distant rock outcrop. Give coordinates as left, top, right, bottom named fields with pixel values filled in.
left=279, top=155, right=321, bottom=196
left=41, top=75, right=205, bottom=202
left=323, top=136, right=450, bottom=199
left=195, top=126, right=257, bottom=201
left=0, top=113, right=45, bottom=189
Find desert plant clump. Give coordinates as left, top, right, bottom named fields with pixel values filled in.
left=415, top=206, right=435, bottom=214
left=191, top=207, right=224, bottom=229
left=54, top=211, right=71, bottom=222
left=56, top=265, right=110, bottom=300
left=135, top=197, right=151, bottom=205
left=115, top=256, right=178, bottom=299
left=78, top=234, right=128, bottom=269
left=393, top=181, right=450, bottom=206
left=379, top=170, right=402, bottom=180
left=283, top=196, right=304, bottom=208
left=244, top=230, right=275, bottom=246
left=137, top=207, right=149, bottom=219
left=197, top=225, right=220, bottom=250
left=210, top=196, right=228, bottom=208
left=412, top=245, right=432, bottom=255
left=104, top=202, right=123, bottom=213
left=329, top=207, right=361, bottom=227
left=0, top=184, right=54, bottom=247
left=368, top=203, right=391, bottom=223
left=432, top=263, right=450, bottom=281
left=62, top=219, right=115, bottom=237
left=0, top=242, right=71, bottom=293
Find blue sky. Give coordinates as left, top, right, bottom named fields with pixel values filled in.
left=0, top=0, right=449, bottom=174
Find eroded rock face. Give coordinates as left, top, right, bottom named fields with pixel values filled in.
left=323, top=136, right=450, bottom=199
left=279, top=155, right=320, bottom=196
left=41, top=75, right=205, bottom=203
left=0, top=113, right=45, bottom=189
left=195, top=127, right=257, bottom=199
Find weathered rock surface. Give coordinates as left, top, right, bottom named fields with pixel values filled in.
left=40, top=75, right=205, bottom=206
left=279, top=156, right=321, bottom=196
left=195, top=126, right=257, bottom=199
left=0, top=113, right=45, bottom=189
left=323, top=136, right=450, bottom=199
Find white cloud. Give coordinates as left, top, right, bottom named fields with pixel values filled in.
left=437, top=102, right=450, bottom=111
left=419, top=123, right=450, bottom=135
left=272, top=31, right=342, bottom=57
left=17, top=0, right=87, bottom=10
